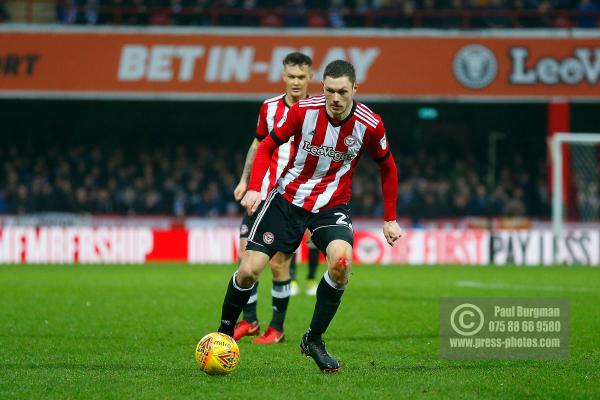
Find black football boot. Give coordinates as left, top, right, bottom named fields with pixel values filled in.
left=300, top=332, right=340, bottom=373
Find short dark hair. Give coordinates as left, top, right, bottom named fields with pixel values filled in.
left=283, top=52, right=313, bottom=68
left=323, top=60, right=356, bottom=84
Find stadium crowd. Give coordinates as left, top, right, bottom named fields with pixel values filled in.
left=1, top=0, right=598, bottom=28
left=0, top=144, right=566, bottom=220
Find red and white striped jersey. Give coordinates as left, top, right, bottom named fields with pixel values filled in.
left=272, top=95, right=390, bottom=213
left=255, top=94, right=294, bottom=200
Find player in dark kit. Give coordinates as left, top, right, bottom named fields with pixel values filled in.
left=216, top=60, right=401, bottom=372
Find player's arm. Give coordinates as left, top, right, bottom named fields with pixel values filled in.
left=235, top=104, right=270, bottom=201
left=241, top=104, right=299, bottom=215
left=233, top=138, right=259, bottom=201
left=368, top=121, right=401, bottom=246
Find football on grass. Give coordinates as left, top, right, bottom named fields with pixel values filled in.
left=195, top=332, right=240, bottom=375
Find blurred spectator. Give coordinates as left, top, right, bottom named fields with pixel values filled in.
left=503, top=187, right=527, bottom=216
left=16, top=0, right=593, bottom=28
left=484, top=0, right=512, bottom=28
left=214, top=0, right=241, bottom=25
left=372, top=0, right=396, bottom=27
left=239, top=0, right=260, bottom=25
left=576, top=0, right=599, bottom=27
left=467, top=184, right=489, bottom=216
left=0, top=143, right=569, bottom=220
left=170, top=0, right=186, bottom=25
left=57, top=0, right=80, bottom=24
left=0, top=190, right=8, bottom=212
left=0, top=0, right=9, bottom=22
left=85, top=0, right=99, bottom=24
left=148, top=6, right=173, bottom=25
left=441, top=0, right=464, bottom=29
left=535, top=0, right=555, bottom=27
left=421, top=0, right=442, bottom=28
left=188, top=0, right=212, bottom=26
left=401, top=0, right=417, bottom=27
left=284, top=0, right=308, bottom=26
left=125, top=0, right=150, bottom=26
left=328, top=0, right=348, bottom=27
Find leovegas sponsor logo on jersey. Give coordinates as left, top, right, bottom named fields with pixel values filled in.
left=117, top=45, right=380, bottom=83
left=302, top=140, right=355, bottom=162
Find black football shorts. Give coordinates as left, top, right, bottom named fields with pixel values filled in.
left=246, top=190, right=354, bottom=258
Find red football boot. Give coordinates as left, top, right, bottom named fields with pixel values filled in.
left=233, top=320, right=260, bottom=341
left=252, top=326, right=285, bottom=344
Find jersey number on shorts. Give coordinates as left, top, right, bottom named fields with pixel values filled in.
left=334, top=212, right=353, bottom=230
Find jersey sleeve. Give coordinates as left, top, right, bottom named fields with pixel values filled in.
left=366, top=119, right=391, bottom=162
left=368, top=119, right=398, bottom=221
left=272, top=102, right=301, bottom=145
left=255, top=103, right=269, bottom=141
left=248, top=135, right=278, bottom=192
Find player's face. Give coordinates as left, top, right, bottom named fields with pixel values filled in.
left=323, top=76, right=357, bottom=121
left=282, top=64, right=312, bottom=100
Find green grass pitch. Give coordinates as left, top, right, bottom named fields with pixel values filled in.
left=1, top=264, right=599, bottom=399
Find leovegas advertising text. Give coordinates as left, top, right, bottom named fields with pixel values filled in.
left=0, top=30, right=599, bottom=98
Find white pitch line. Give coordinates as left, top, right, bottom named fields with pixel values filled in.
left=456, top=280, right=599, bottom=293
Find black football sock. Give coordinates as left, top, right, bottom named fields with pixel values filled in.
left=269, top=279, right=291, bottom=332
left=242, top=281, right=259, bottom=324
left=218, top=273, right=255, bottom=337
left=308, top=247, right=319, bottom=280
left=289, top=257, right=297, bottom=281
left=307, top=271, right=345, bottom=341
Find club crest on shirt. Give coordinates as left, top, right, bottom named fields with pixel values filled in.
left=263, top=232, right=274, bottom=244
left=344, top=135, right=357, bottom=147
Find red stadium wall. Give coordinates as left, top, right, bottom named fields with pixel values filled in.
left=0, top=227, right=598, bottom=266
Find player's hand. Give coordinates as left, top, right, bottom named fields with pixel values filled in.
left=241, top=190, right=262, bottom=216
left=383, top=220, right=402, bottom=246
left=233, top=180, right=247, bottom=202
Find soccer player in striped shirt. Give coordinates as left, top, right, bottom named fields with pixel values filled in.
left=232, top=52, right=313, bottom=344
left=218, top=60, right=401, bottom=372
